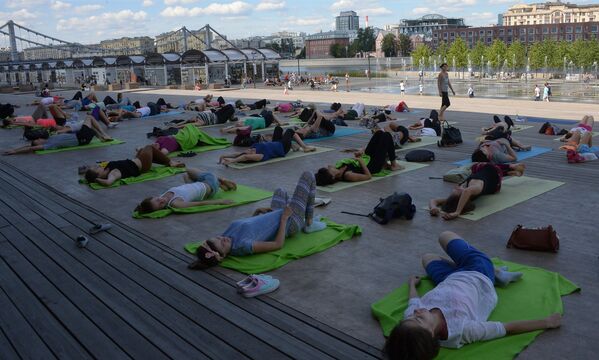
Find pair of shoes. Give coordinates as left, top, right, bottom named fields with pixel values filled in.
left=237, top=274, right=280, bottom=298
left=89, top=223, right=112, bottom=234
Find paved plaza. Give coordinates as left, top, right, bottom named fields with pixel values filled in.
left=0, top=87, right=597, bottom=359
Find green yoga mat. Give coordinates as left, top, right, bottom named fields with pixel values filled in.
left=227, top=146, right=334, bottom=169
left=395, top=136, right=439, bottom=152
left=459, top=176, right=564, bottom=221
left=35, top=138, right=125, bottom=154
left=317, top=161, right=428, bottom=193
left=168, top=144, right=231, bottom=157
left=372, top=258, right=579, bottom=360
left=184, top=218, right=361, bottom=274
left=553, top=131, right=599, bottom=141
left=133, top=184, right=272, bottom=219
left=80, top=166, right=186, bottom=190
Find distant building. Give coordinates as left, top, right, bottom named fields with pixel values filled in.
left=498, top=14, right=504, bottom=26
left=432, top=21, right=599, bottom=49
left=375, top=31, right=394, bottom=58
left=336, top=11, right=360, bottom=31
left=23, top=45, right=72, bottom=60
left=502, top=1, right=599, bottom=26
left=99, top=36, right=154, bottom=55
left=0, top=48, right=10, bottom=62
left=305, top=30, right=350, bottom=59
left=156, top=29, right=208, bottom=53
left=390, top=14, right=468, bottom=42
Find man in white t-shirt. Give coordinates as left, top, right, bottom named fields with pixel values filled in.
left=534, top=85, right=541, bottom=101
left=384, top=231, right=563, bottom=359
left=400, top=81, right=405, bottom=94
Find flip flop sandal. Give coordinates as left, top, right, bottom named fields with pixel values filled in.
left=89, top=223, right=112, bottom=234
left=178, top=151, right=197, bottom=157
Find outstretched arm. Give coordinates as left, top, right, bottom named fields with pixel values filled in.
left=429, top=198, right=445, bottom=216
left=504, top=313, right=561, bottom=335
left=95, top=169, right=121, bottom=186
left=170, top=198, right=233, bottom=208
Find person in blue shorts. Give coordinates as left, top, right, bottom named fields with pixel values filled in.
left=218, top=126, right=315, bottom=165
left=384, top=231, right=563, bottom=360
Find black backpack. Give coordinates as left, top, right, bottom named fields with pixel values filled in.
left=342, top=192, right=416, bottom=224
left=405, top=149, right=435, bottom=162
left=438, top=122, right=462, bottom=147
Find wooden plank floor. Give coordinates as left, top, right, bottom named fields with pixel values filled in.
left=0, top=160, right=382, bottom=360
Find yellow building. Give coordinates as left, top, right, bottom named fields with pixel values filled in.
left=503, top=1, right=599, bottom=26
left=99, top=36, right=155, bottom=55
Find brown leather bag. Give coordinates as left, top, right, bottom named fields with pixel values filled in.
left=507, top=225, right=559, bottom=252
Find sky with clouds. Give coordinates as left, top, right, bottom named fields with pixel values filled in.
left=0, top=0, right=587, bottom=45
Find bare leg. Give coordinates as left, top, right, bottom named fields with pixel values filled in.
left=421, top=253, right=455, bottom=270
left=84, top=116, right=111, bottom=141
left=510, top=138, right=531, bottom=151
left=95, top=109, right=113, bottom=127
left=292, top=133, right=316, bottom=152
left=507, top=163, right=526, bottom=176
left=4, top=144, right=44, bottom=155
left=439, top=105, right=448, bottom=122
left=579, top=132, right=593, bottom=147
left=580, top=115, right=594, bottom=127
left=438, top=230, right=461, bottom=252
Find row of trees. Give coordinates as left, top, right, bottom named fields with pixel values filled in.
left=412, top=38, right=599, bottom=72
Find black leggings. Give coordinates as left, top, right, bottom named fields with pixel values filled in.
left=103, top=96, right=116, bottom=105
left=147, top=102, right=160, bottom=116
left=249, top=99, right=267, bottom=110
left=365, top=131, right=396, bottom=173
left=215, top=104, right=235, bottom=123
left=272, top=126, right=295, bottom=154
left=72, top=91, right=83, bottom=101
left=156, top=98, right=174, bottom=108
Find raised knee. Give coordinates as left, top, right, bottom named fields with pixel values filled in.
left=421, top=253, right=440, bottom=268
left=439, top=231, right=459, bottom=247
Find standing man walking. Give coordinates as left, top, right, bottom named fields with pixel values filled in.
left=534, top=84, right=541, bottom=101
left=437, top=63, right=455, bottom=122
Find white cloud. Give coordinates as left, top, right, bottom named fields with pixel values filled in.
left=330, top=0, right=356, bottom=11
left=161, top=1, right=252, bottom=17
left=51, top=1, right=72, bottom=10
left=164, top=0, right=201, bottom=4
left=57, top=10, right=148, bottom=31
left=360, top=7, right=391, bottom=15
left=287, top=17, right=328, bottom=26
left=412, top=7, right=431, bottom=15
left=256, top=1, right=285, bottom=11
left=9, top=9, right=38, bottom=20
left=143, top=0, right=154, bottom=6
left=74, top=4, right=103, bottom=13
left=488, top=0, right=517, bottom=3
left=7, top=0, right=46, bottom=9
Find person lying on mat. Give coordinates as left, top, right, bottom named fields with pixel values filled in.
left=83, top=144, right=184, bottom=186
left=220, top=109, right=285, bottom=134
left=152, top=126, right=224, bottom=155
left=408, top=110, right=442, bottom=137
left=314, top=131, right=404, bottom=186
left=184, top=94, right=214, bottom=111
left=187, top=171, right=327, bottom=270
left=471, top=138, right=526, bottom=164
left=107, top=102, right=163, bottom=120
left=234, top=99, right=268, bottom=111
left=3, top=115, right=112, bottom=155
left=376, top=123, right=421, bottom=148
left=384, top=230, right=562, bottom=360
left=219, top=126, right=316, bottom=165
left=559, top=115, right=594, bottom=143
left=135, top=168, right=237, bottom=214
left=479, top=115, right=531, bottom=151
left=294, top=110, right=336, bottom=139
left=429, top=162, right=525, bottom=220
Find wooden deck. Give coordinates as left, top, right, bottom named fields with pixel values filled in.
left=0, top=160, right=381, bottom=359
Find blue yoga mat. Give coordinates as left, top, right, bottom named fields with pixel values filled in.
left=453, top=146, right=552, bottom=166
left=516, top=116, right=576, bottom=125
left=304, top=127, right=368, bottom=143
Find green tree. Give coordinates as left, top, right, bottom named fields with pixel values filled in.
left=448, top=37, right=468, bottom=70
left=411, top=43, right=432, bottom=68
left=485, top=39, right=507, bottom=70
left=553, top=41, right=572, bottom=69
left=398, top=34, right=412, bottom=56
left=296, top=46, right=306, bottom=59
left=528, top=41, right=546, bottom=71
left=506, top=40, right=526, bottom=71
left=268, top=42, right=281, bottom=53
left=469, top=40, right=487, bottom=69
left=381, top=33, right=397, bottom=57
left=571, top=39, right=592, bottom=67
left=329, top=43, right=344, bottom=58
left=435, top=41, right=449, bottom=63
left=350, top=27, right=376, bottom=56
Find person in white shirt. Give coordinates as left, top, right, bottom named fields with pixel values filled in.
left=384, top=231, right=562, bottom=360
left=419, top=83, right=423, bottom=95
left=534, top=85, right=541, bottom=101
left=400, top=81, right=405, bottom=94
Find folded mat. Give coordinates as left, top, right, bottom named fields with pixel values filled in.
left=80, top=165, right=186, bottom=190
left=453, top=147, right=552, bottom=166
left=303, top=127, right=368, bottom=143
left=395, top=136, right=440, bottom=152
left=184, top=218, right=361, bottom=273
left=459, top=176, right=564, bottom=221
left=35, top=138, right=125, bottom=154
left=317, top=161, right=428, bottom=193
left=553, top=131, right=599, bottom=141
left=133, top=184, right=272, bottom=219
left=227, top=146, right=334, bottom=169
left=371, top=258, right=579, bottom=360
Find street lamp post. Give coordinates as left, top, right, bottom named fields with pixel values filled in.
left=251, top=51, right=256, bottom=89
left=297, top=57, right=300, bottom=76
left=367, top=54, right=371, bottom=80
